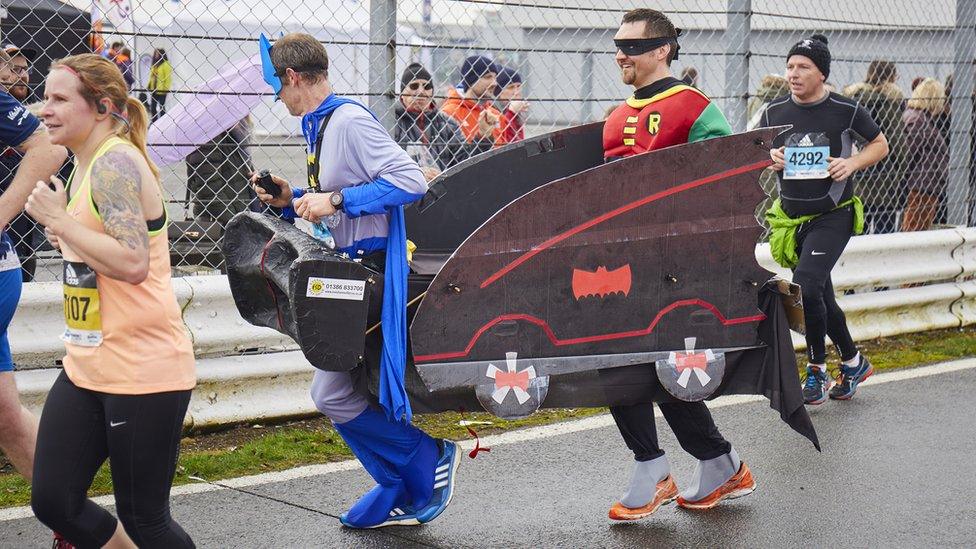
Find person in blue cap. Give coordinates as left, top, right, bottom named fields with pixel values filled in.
left=252, top=32, right=461, bottom=529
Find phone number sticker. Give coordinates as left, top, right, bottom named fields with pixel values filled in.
left=306, top=277, right=366, bottom=301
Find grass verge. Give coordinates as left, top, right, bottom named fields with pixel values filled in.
left=1, top=326, right=974, bottom=508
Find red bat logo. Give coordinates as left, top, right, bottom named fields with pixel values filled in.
left=572, top=265, right=632, bottom=300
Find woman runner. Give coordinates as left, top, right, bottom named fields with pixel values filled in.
left=25, top=54, right=195, bottom=548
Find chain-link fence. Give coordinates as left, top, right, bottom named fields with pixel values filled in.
left=0, top=0, right=970, bottom=281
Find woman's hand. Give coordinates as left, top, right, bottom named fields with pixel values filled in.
left=44, top=226, right=61, bottom=251
left=25, top=176, right=69, bottom=233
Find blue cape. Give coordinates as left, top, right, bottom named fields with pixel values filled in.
left=301, top=95, right=414, bottom=423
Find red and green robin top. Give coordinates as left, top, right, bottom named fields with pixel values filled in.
left=604, top=77, right=732, bottom=159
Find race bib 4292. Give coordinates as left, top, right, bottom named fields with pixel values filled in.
left=783, top=132, right=831, bottom=180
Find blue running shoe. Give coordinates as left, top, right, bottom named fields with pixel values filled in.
left=802, top=364, right=832, bottom=405
left=338, top=483, right=420, bottom=529
left=829, top=354, right=873, bottom=400
left=415, top=440, right=461, bottom=524
left=339, top=504, right=420, bottom=529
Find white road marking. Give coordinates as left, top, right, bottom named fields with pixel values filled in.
left=1, top=357, right=973, bottom=522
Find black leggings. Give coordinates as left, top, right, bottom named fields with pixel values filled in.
left=610, top=401, right=732, bottom=462
left=149, top=93, right=168, bottom=122
left=792, top=206, right=858, bottom=364
left=31, top=371, right=194, bottom=549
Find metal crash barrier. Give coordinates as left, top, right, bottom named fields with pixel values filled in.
left=11, top=228, right=976, bottom=429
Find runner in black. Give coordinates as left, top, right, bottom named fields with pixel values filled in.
left=759, top=35, right=889, bottom=405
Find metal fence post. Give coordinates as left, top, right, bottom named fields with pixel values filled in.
left=369, top=0, right=397, bottom=132
left=581, top=49, right=595, bottom=123
left=951, top=0, right=976, bottom=225
left=724, top=0, right=751, bottom=132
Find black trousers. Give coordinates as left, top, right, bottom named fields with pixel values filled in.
left=31, top=371, right=195, bottom=549
left=610, top=400, right=732, bottom=462
left=792, top=206, right=858, bottom=364
left=149, top=93, right=168, bottom=122
left=15, top=238, right=35, bottom=282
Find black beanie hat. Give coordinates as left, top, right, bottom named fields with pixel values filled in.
left=787, top=34, right=831, bottom=79
left=401, top=62, right=432, bottom=90
left=495, top=66, right=522, bottom=90
left=460, top=55, right=498, bottom=91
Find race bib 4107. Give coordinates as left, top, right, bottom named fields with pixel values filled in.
left=62, top=261, right=103, bottom=347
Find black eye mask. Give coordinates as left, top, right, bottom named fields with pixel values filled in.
left=614, top=29, right=682, bottom=58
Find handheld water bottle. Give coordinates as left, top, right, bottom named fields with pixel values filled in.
left=310, top=213, right=340, bottom=249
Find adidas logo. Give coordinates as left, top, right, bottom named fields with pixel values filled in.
left=64, top=264, right=79, bottom=286
left=798, top=135, right=814, bottom=147
left=434, top=461, right=450, bottom=489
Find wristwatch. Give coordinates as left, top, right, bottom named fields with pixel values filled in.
left=329, top=191, right=345, bottom=211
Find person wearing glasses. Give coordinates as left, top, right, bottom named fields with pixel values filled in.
left=393, top=63, right=484, bottom=181
left=0, top=44, right=45, bottom=281
left=0, top=46, right=66, bottom=472
left=0, top=44, right=34, bottom=103
left=251, top=33, right=461, bottom=529
left=602, top=9, right=755, bottom=522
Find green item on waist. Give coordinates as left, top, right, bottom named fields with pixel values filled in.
left=765, top=196, right=864, bottom=269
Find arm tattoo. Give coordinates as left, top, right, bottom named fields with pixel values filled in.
left=90, top=150, right=149, bottom=252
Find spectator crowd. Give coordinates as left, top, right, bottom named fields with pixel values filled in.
left=1, top=31, right=968, bottom=278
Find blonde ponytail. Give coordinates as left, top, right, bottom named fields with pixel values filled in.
left=123, top=96, right=159, bottom=180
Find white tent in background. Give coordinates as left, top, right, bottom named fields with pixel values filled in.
left=65, top=0, right=415, bottom=135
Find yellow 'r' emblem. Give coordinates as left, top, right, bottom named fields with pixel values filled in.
left=648, top=112, right=662, bottom=135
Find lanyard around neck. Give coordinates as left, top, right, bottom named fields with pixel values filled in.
left=306, top=112, right=335, bottom=192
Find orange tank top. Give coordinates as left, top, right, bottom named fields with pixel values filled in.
left=60, top=137, right=195, bottom=394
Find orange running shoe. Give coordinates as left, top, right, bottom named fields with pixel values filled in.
left=676, top=461, right=756, bottom=510
left=608, top=475, right=679, bottom=521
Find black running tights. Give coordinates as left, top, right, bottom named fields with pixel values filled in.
left=31, top=371, right=194, bottom=549
left=792, top=205, right=859, bottom=364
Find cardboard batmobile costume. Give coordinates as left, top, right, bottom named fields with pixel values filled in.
left=223, top=123, right=819, bottom=449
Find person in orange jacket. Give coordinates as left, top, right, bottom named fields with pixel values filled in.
left=440, top=55, right=503, bottom=147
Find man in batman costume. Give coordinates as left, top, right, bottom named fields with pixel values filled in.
left=253, top=32, right=461, bottom=529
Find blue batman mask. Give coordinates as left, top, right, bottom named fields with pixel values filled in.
left=259, top=33, right=281, bottom=96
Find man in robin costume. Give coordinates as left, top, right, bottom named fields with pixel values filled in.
left=603, top=8, right=756, bottom=522
left=604, top=17, right=730, bottom=158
